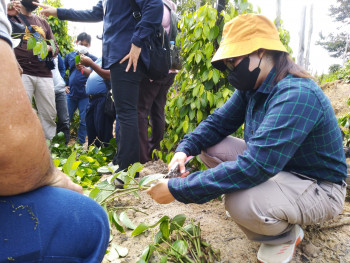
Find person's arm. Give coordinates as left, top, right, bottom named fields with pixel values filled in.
left=57, top=54, right=66, bottom=79
left=166, top=82, right=327, bottom=204
left=34, top=1, right=103, bottom=23
left=80, top=55, right=110, bottom=80
left=121, top=0, right=164, bottom=72
left=0, top=39, right=82, bottom=196
left=44, top=19, right=59, bottom=57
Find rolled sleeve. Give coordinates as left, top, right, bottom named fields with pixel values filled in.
left=0, top=0, right=12, bottom=47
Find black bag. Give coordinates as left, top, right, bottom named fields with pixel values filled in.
left=8, top=16, right=26, bottom=38
left=163, top=1, right=182, bottom=70
left=129, top=0, right=171, bottom=80
left=104, top=81, right=116, bottom=118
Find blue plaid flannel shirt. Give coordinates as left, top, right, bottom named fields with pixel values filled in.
left=169, top=68, right=347, bottom=204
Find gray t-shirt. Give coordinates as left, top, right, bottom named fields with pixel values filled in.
left=0, top=0, right=12, bottom=47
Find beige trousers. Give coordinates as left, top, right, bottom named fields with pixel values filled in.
left=200, top=136, right=347, bottom=244
left=22, top=74, right=56, bottom=140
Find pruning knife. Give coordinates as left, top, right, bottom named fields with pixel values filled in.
left=165, top=156, right=194, bottom=179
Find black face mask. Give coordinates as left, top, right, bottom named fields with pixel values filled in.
left=21, top=0, right=39, bottom=13
left=228, top=56, right=262, bottom=91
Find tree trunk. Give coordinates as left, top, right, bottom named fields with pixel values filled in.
left=275, top=0, right=281, bottom=28
left=305, top=4, right=313, bottom=71
left=196, top=0, right=200, bottom=10
left=343, top=33, right=350, bottom=66
left=297, top=5, right=307, bottom=67
left=217, top=0, right=227, bottom=14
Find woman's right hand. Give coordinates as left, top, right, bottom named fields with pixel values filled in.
left=32, top=2, right=58, bottom=17
left=168, top=152, right=188, bottom=176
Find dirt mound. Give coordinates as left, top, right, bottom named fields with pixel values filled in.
left=102, top=160, right=350, bottom=263
left=321, top=80, right=350, bottom=118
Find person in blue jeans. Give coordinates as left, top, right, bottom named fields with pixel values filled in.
left=65, top=32, right=97, bottom=144
left=78, top=55, right=118, bottom=147
left=53, top=54, right=70, bottom=144
left=0, top=2, right=109, bottom=262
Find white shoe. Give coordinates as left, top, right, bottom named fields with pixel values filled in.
left=257, top=225, right=304, bottom=263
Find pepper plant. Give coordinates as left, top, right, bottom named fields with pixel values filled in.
left=157, top=1, right=254, bottom=164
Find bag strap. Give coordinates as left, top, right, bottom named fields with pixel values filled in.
left=18, top=13, right=36, bottom=35
left=129, top=0, right=142, bottom=21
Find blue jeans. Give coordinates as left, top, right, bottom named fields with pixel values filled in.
left=0, top=186, right=109, bottom=262
left=55, top=91, right=70, bottom=144
left=86, top=96, right=115, bottom=147
left=67, top=96, right=89, bottom=144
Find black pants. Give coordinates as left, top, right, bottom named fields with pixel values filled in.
left=138, top=73, right=176, bottom=163
left=86, top=96, right=115, bottom=147
left=110, top=61, right=144, bottom=171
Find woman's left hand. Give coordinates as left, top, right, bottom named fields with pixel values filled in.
left=146, top=179, right=175, bottom=204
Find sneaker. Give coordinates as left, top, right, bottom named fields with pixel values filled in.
left=257, top=225, right=304, bottom=263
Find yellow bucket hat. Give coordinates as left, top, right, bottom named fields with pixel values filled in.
left=211, top=14, right=288, bottom=71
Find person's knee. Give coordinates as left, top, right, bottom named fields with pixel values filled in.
left=225, top=190, right=289, bottom=237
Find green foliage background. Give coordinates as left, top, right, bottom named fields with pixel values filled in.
left=43, top=0, right=74, bottom=56
left=157, top=1, right=293, bottom=164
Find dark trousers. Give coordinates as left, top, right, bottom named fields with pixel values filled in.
left=138, top=73, right=176, bottom=163
left=55, top=91, right=70, bottom=144
left=110, top=61, right=144, bottom=171
left=86, top=96, right=115, bottom=147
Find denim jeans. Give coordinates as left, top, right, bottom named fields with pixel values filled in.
left=110, top=61, right=144, bottom=171
left=55, top=91, right=70, bottom=144
left=0, top=186, right=109, bottom=262
left=66, top=96, right=89, bottom=144
left=86, top=96, right=115, bottom=147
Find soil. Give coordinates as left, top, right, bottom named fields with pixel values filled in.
left=103, top=81, right=350, bottom=263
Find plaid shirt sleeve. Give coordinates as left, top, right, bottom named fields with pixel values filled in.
left=169, top=77, right=331, bottom=204
left=175, top=90, right=247, bottom=156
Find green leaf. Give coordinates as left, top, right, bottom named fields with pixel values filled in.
left=113, top=244, right=128, bottom=257
left=27, top=37, right=36, bottom=50
left=138, top=173, right=165, bottom=187
left=62, top=151, right=77, bottom=177
left=213, top=69, right=220, bottom=84
left=160, top=219, right=169, bottom=240
left=154, top=231, right=164, bottom=244
left=96, top=179, right=115, bottom=191
left=94, top=189, right=114, bottom=204
left=49, top=39, right=56, bottom=54
left=138, top=245, right=155, bottom=262
left=195, top=52, right=202, bottom=64
left=160, top=255, right=168, bottom=263
left=127, top=162, right=143, bottom=178
left=40, top=40, right=48, bottom=59
left=33, top=42, right=42, bottom=56
left=75, top=54, right=81, bottom=64
left=197, top=110, right=203, bottom=123
left=53, top=159, right=60, bottom=167
left=189, top=109, right=195, bottom=120
left=89, top=187, right=100, bottom=199
left=170, top=214, right=186, bottom=233
left=112, top=212, right=125, bottom=233
left=203, top=25, right=210, bottom=39
left=119, top=212, right=136, bottom=230
left=183, top=120, right=189, bottom=133
left=172, top=240, right=188, bottom=257
left=131, top=223, right=149, bottom=236
left=194, top=27, right=202, bottom=39
left=131, top=216, right=169, bottom=236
